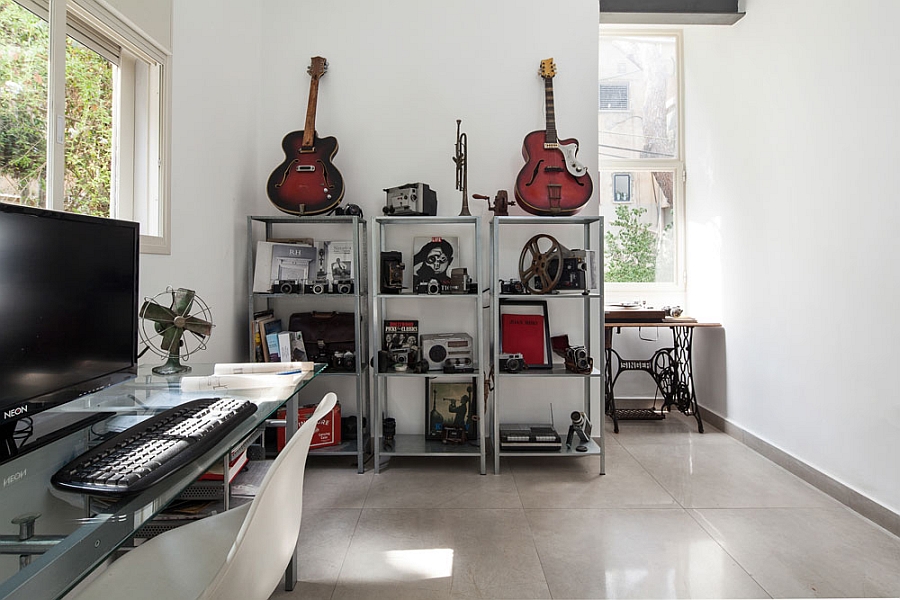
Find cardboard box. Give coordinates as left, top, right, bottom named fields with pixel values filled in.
left=276, top=402, right=341, bottom=450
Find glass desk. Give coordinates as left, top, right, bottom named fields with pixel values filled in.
left=0, top=362, right=325, bottom=600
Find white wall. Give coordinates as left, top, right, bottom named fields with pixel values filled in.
left=684, top=0, right=900, bottom=514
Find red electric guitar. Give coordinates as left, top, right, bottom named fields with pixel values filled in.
left=514, top=58, right=592, bottom=216
left=266, top=57, right=344, bottom=215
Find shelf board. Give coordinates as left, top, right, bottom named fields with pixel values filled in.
left=497, top=365, right=602, bottom=377
left=378, top=434, right=483, bottom=457
left=496, top=291, right=602, bottom=300
left=497, top=437, right=603, bottom=458
left=376, top=368, right=481, bottom=378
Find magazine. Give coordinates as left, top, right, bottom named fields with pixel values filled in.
left=319, top=240, right=354, bottom=284
left=382, top=319, right=419, bottom=351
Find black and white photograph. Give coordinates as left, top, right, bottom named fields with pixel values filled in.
left=412, top=235, right=458, bottom=294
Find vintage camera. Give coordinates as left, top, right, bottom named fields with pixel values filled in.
left=331, top=279, right=354, bottom=294
left=536, top=250, right=595, bottom=292
left=382, top=182, right=437, bottom=216
left=499, top=352, right=525, bottom=373
left=442, top=425, right=467, bottom=445
left=303, top=278, right=328, bottom=295
left=443, top=357, right=475, bottom=374
left=415, top=278, right=442, bottom=295
left=390, top=347, right=413, bottom=368
left=271, top=279, right=301, bottom=294
left=565, top=411, right=592, bottom=450
left=499, top=279, right=526, bottom=295
left=382, top=417, right=396, bottom=450
left=380, top=251, right=405, bottom=294
left=565, top=345, right=592, bottom=374
left=663, top=305, right=684, bottom=317
left=330, top=350, right=356, bottom=372
left=332, top=203, right=363, bottom=217
left=449, top=268, right=472, bottom=294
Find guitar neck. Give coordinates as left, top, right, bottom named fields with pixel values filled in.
left=301, top=77, right=321, bottom=149
left=543, top=77, right=558, bottom=147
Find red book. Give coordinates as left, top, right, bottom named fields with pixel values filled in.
left=501, top=313, right=547, bottom=366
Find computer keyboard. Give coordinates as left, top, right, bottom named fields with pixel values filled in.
left=51, top=397, right=257, bottom=496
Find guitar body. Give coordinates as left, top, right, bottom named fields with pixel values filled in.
left=266, top=130, right=344, bottom=215
left=515, top=130, right=592, bottom=216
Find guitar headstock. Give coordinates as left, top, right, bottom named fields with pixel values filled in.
left=539, top=58, right=557, bottom=80
left=308, top=56, right=328, bottom=80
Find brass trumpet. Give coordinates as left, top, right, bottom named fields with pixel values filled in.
left=453, top=119, right=471, bottom=216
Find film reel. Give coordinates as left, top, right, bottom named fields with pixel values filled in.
left=518, top=233, right=563, bottom=294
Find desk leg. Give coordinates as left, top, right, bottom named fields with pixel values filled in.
left=670, top=327, right=704, bottom=433
left=283, top=393, right=300, bottom=591
left=604, top=347, right=619, bottom=433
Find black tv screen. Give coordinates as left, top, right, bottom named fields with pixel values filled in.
left=0, top=203, right=138, bottom=454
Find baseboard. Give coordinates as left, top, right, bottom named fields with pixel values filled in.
left=700, top=407, right=900, bottom=538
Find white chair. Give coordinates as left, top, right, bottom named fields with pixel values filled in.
left=72, top=392, right=337, bottom=600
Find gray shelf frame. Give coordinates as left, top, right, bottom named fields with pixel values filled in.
left=490, top=215, right=606, bottom=475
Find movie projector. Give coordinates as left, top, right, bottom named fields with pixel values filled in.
left=518, top=234, right=597, bottom=294
left=139, top=287, right=214, bottom=375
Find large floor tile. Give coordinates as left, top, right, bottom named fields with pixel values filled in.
left=303, top=456, right=374, bottom=510
left=526, top=507, right=768, bottom=599
left=692, top=507, right=900, bottom=598
left=509, top=443, right=679, bottom=509
left=365, top=457, right=522, bottom=509
left=626, top=438, right=841, bottom=509
left=337, top=507, right=550, bottom=599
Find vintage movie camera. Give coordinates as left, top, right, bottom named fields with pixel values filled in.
left=303, top=278, right=329, bottom=295
left=499, top=352, right=525, bottom=373
left=271, top=279, right=301, bottom=294
left=448, top=268, right=476, bottom=294
left=499, top=278, right=526, bottom=295
left=380, top=251, right=405, bottom=294
left=382, top=182, right=437, bottom=216
left=330, top=279, right=354, bottom=294
left=518, top=234, right=597, bottom=294
left=565, top=411, right=592, bottom=451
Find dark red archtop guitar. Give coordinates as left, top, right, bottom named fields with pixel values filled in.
left=514, top=58, right=592, bottom=216
left=266, top=56, right=344, bottom=215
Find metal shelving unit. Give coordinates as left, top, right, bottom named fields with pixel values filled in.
left=371, top=216, right=487, bottom=474
left=247, top=215, right=370, bottom=473
left=490, top=215, right=605, bottom=475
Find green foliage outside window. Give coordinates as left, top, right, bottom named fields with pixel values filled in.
left=0, top=0, right=112, bottom=216
left=605, top=204, right=665, bottom=283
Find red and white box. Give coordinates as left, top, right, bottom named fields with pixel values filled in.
left=276, top=402, right=341, bottom=450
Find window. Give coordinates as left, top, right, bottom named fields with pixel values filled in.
left=0, top=0, right=170, bottom=253
left=599, top=30, right=684, bottom=288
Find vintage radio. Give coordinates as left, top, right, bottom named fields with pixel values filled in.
left=382, top=182, right=437, bottom=216
left=498, top=424, right=561, bottom=451
left=420, top=332, right=473, bottom=371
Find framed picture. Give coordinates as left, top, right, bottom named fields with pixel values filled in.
left=425, top=378, right=477, bottom=441
left=499, top=300, right=552, bottom=369
left=412, top=236, right=458, bottom=294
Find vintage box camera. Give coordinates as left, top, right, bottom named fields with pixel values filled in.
left=330, top=279, right=354, bottom=294
left=499, top=352, right=525, bottom=373
left=499, top=279, right=526, bottom=295
left=272, top=279, right=301, bottom=294
left=303, top=278, right=328, bottom=295
left=382, top=182, right=437, bottom=216
left=380, top=251, right=405, bottom=294
left=565, top=345, right=592, bottom=374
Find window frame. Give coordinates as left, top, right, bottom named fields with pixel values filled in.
left=599, top=27, right=686, bottom=294
left=12, top=0, right=171, bottom=254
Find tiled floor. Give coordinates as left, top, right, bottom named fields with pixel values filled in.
left=268, top=412, right=900, bottom=599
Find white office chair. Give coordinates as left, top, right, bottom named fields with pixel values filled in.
left=71, top=392, right=337, bottom=600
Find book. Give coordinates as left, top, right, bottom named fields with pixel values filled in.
left=258, top=317, right=283, bottom=361
left=319, top=240, right=354, bottom=284
left=265, top=332, right=281, bottom=362
left=382, top=319, right=419, bottom=351
left=501, top=312, right=548, bottom=367
left=269, top=242, right=318, bottom=286
left=412, top=236, right=458, bottom=294
left=214, top=361, right=312, bottom=375
left=277, top=330, right=308, bottom=363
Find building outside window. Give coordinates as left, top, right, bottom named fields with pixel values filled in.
left=0, top=0, right=170, bottom=253
left=599, top=30, right=684, bottom=290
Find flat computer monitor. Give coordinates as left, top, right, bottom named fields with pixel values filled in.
left=0, top=202, right=139, bottom=462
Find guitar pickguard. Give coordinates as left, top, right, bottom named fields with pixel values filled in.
left=558, top=142, right=588, bottom=178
